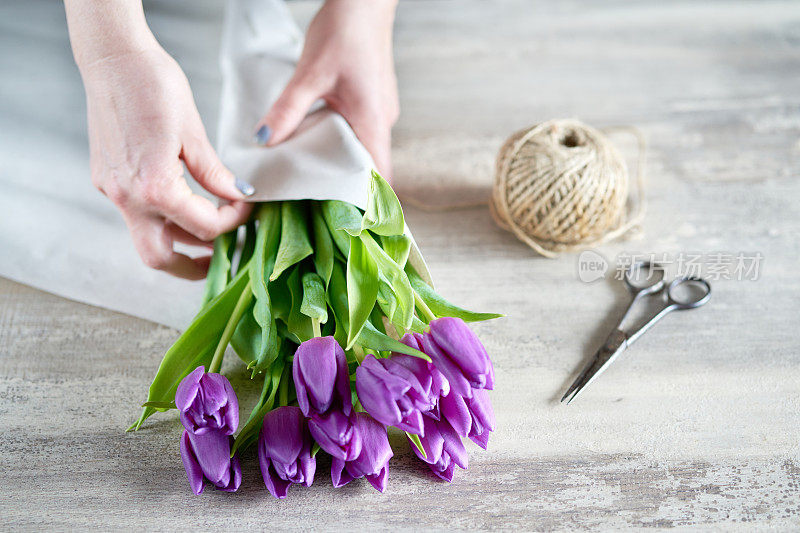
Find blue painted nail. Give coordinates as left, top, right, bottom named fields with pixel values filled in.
left=235, top=178, right=255, bottom=196
left=254, top=124, right=272, bottom=145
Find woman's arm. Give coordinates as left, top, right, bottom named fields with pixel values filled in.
left=65, top=0, right=253, bottom=279
left=254, top=0, right=400, bottom=178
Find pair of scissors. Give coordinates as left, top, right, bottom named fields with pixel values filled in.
left=561, top=261, right=711, bottom=404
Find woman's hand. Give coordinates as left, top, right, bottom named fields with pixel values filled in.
left=66, top=1, right=252, bottom=280
left=254, top=0, right=400, bottom=178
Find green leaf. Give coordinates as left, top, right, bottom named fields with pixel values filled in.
left=231, top=358, right=284, bottom=455
left=346, top=236, right=379, bottom=348
left=410, top=315, right=427, bottom=334
left=271, top=201, right=313, bottom=281
left=287, top=266, right=314, bottom=343
left=231, top=300, right=259, bottom=366
left=130, top=266, right=250, bottom=431
left=269, top=270, right=292, bottom=324
left=321, top=200, right=362, bottom=255
left=251, top=203, right=282, bottom=372
left=380, top=234, right=412, bottom=268
left=327, top=261, right=350, bottom=347
left=357, top=320, right=431, bottom=362
left=407, top=431, right=427, bottom=459
left=361, top=232, right=414, bottom=331
left=200, top=230, right=236, bottom=307
left=141, top=401, right=175, bottom=410
left=237, top=220, right=257, bottom=270
left=359, top=170, right=405, bottom=236
left=300, top=271, right=328, bottom=323
left=311, top=203, right=334, bottom=287
left=406, top=265, right=503, bottom=323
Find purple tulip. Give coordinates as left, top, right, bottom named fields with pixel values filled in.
left=293, top=337, right=352, bottom=417
left=293, top=337, right=361, bottom=460
left=258, top=406, right=316, bottom=499
left=439, top=388, right=495, bottom=449
left=180, top=430, right=242, bottom=494
left=410, top=415, right=468, bottom=482
left=355, top=354, right=435, bottom=434
left=422, top=317, right=494, bottom=398
left=175, top=366, right=239, bottom=436
left=395, top=333, right=450, bottom=420
left=331, top=413, right=393, bottom=492
left=308, top=410, right=362, bottom=461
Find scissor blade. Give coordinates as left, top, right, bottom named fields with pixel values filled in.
left=560, top=359, right=596, bottom=403
left=561, top=357, right=608, bottom=404
left=561, top=331, right=628, bottom=404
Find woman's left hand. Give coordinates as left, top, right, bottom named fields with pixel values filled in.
left=253, top=0, right=399, bottom=178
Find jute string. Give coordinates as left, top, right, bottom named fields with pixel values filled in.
left=401, top=119, right=646, bottom=258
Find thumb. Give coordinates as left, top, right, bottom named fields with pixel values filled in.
left=254, top=73, right=322, bottom=147
left=182, top=134, right=254, bottom=200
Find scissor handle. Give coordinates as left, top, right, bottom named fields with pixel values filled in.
left=623, top=261, right=666, bottom=297
left=666, top=276, right=711, bottom=310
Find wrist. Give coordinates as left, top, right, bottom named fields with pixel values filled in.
left=325, top=0, right=398, bottom=24
left=65, top=0, right=160, bottom=70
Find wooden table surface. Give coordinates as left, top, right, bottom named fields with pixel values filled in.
left=2, top=0, right=799, bottom=530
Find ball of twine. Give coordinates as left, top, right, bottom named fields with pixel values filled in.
left=490, top=119, right=645, bottom=258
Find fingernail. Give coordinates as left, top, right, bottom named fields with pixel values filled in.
left=253, top=124, right=272, bottom=145
left=235, top=178, right=255, bottom=196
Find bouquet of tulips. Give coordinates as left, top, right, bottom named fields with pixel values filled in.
left=129, top=171, right=501, bottom=497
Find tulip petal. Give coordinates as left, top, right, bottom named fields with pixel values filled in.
left=331, top=458, right=355, bottom=488
left=470, top=431, right=490, bottom=450
left=438, top=420, right=468, bottom=470
left=199, top=373, right=229, bottom=413
left=366, top=466, right=389, bottom=493
left=263, top=463, right=292, bottom=499
left=430, top=318, right=493, bottom=390
left=430, top=457, right=456, bottom=482
left=180, top=430, right=205, bottom=495
left=469, top=388, right=496, bottom=434
left=175, top=366, right=205, bottom=413
left=350, top=413, right=393, bottom=477
left=440, top=392, right=471, bottom=436
left=188, top=430, right=233, bottom=485
left=218, top=454, right=242, bottom=492
left=309, top=412, right=362, bottom=461
left=294, top=338, right=338, bottom=415
left=421, top=333, right=473, bottom=398
left=413, top=416, right=445, bottom=465
left=261, top=407, right=304, bottom=465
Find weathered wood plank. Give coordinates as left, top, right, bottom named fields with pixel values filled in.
left=1, top=0, right=799, bottom=530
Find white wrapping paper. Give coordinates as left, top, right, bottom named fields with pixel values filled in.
left=0, top=0, right=374, bottom=330
left=217, top=0, right=373, bottom=207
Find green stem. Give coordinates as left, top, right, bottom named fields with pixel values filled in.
left=312, top=317, right=322, bottom=338
left=278, top=363, right=290, bottom=406
left=414, top=290, right=437, bottom=324
left=209, top=279, right=253, bottom=374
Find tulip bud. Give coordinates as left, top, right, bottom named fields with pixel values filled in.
left=439, top=388, right=495, bottom=449
left=355, top=354, right=433, bottom=434
left=175, top=366, right=239, bottom=436
left=293, top=337, right=353, bottom=418
left=394, top=333, right=450, bottom=419
left=423, top=318, right=494, bottom=398
left=410, top=415, right=468, bottom=482
left=258, top=406, right=316, bottom=499
left=180, top=430, right=242, bottom=494
left=331, top=413, right=393, bottom=492
left=293, top=337, right=361, bottom=460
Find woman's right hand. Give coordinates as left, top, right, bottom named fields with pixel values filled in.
left=66, top=1, right=252, bottom=280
